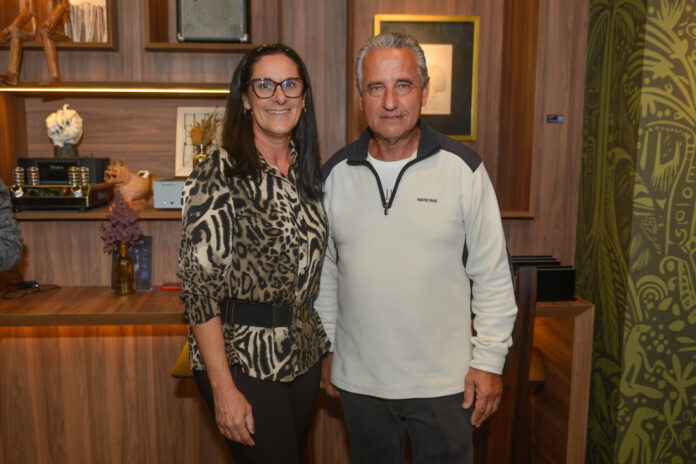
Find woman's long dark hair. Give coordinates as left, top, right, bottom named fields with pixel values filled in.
left=221, top=43, right=323, bottom=201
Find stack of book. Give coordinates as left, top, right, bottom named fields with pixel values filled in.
left=510, top=255, right=575, bottom=301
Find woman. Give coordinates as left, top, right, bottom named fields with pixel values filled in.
left=177, top=44, right=329, bottom=463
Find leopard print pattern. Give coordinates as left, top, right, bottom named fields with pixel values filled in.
left=178, top=148, right=330, bottom=381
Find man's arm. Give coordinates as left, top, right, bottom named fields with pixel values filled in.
left=315, top=229, right=340, bottom=398
left=461, top=165, right=518, bottom=425
left=0, top=180, right=22, bottom=271
left=316, top=239, right=340, bottom=398
left=314, top=182, right=340, bottom=398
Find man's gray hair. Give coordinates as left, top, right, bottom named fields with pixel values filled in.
left=355, top=32, right=429, bottom=92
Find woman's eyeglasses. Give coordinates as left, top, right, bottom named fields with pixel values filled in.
left=249, top=78, right=304, bottom=99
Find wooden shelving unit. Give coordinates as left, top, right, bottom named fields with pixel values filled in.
left=143, top=0, right=280, bottom=52
left=0, top=82, right=229, bottom=97
left=0, top=286, right=185, bottom=326
left=14, top=206, right=181, bottom=221
left=0, top=0, right=280, bottom=289
left=0, top=0, right=119, bottom=51
left=0, top=41, right=118, bottom=51
left=144, top=42, right=258, bottom=53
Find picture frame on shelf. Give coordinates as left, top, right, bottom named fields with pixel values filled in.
left=174, top=106, right=225, bottom=177
left=374, top=14, right=479, bottom=141
left=63, top=0, right=118, bottom=49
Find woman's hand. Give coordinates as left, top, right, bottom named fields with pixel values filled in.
left=191, top=316, right=255, bottom=445
left=213, top=384, right=256, bottom=446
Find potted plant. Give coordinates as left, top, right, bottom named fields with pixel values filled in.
left=98, top=192, right=142, bottom=295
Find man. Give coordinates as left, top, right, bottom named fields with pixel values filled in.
left=315, top=32, right=518, bottom=464
left=0, top=179, right=22, bottom=271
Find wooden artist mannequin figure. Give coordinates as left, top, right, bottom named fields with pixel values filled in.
left=0, top=7, right=35, bottom=86
left=40, top=0, right=71, bottom=85
left=0, top=0, right=70, bottom=86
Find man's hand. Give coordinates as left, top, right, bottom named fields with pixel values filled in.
left=320, top=353, right=340, bottom=398
left=462, top=367, right=503, bottom=427
left=213, top=385, right=256, bottom=446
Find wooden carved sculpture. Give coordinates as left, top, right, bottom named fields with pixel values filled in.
left=104, top=160, right=156, bottom=211
left=0, top=7, right=36, bottom=86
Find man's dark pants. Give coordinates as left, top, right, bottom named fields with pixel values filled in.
left=340, top=389, right=474, bottom=464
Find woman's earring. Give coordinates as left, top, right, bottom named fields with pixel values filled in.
left=303, top=106, right=307, bottom=114
left=243, top=107, right=251, bottom=117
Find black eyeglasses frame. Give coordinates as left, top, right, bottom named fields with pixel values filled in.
left=248, top=78, right=304, bottom=99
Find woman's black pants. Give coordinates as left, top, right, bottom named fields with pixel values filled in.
left=193, top=361, right=321, bottom=464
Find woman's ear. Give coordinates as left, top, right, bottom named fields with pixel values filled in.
left=242, top=93, right=251, bottom=110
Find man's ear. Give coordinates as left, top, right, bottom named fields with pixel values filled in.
left=357, top=85, right=365, bottom=113
left=421, top=77, right=431, bottom=108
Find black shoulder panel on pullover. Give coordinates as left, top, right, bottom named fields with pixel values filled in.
left=436, top=133, right=482, bottom=173
left=322, top=129, right=371, bottom=181
left=322, top=143, right=354, bottom=181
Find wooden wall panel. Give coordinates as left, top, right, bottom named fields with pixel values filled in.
left=0, top=93, right=27, bottom=186
left=17, top=219, right=181, bottom=287
left=496, top=0, right=539, bottom=215
left=281, top=0, right=347, bottom=160
left=531, top=317, right=574, bottom=464
left=503, top=0, right=589, bottom=265
left=0, top=325, right=229, bottom=464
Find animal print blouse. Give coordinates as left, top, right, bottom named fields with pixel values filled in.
left=177, top=148, right=330, bottom=382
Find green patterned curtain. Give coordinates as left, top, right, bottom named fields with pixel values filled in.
left=577, top=0, right=696, bottom=463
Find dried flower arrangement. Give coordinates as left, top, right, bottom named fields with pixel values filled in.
left=189, top=113, right=221, bottom=148
left=98, top=192, right=143, bottom=253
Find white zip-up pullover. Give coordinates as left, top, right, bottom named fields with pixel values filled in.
left=315, top=120, right=518, bottom=399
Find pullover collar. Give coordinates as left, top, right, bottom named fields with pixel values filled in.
left=348, top=119, right=441, bottom=163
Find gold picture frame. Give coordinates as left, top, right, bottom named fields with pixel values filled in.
left=374, top=14, right=479, bottom=141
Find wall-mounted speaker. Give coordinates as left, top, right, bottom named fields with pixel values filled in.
left=177, top=0, right=249, bottom=43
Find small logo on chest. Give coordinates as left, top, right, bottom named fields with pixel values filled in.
left=416, top=197, right=438, bottom=203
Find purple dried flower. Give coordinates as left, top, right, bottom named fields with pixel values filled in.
left=98, top=192, right=143, bottom=253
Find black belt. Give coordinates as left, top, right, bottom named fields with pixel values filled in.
left=222, top=298, right=311, bottom=328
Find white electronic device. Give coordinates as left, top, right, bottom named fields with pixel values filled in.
left=153, top=180, right=185, bottom=209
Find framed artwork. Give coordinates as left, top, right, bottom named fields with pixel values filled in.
left=174, top=106, right=225, bottom=177
left=64, top=0, right=118, bottom=49
left=374, top=15, right=479, bottom=141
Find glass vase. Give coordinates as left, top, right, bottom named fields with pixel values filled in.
left=113, top=243, right=135, bottom=295
left=192, top=144, right=208, bottom=170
